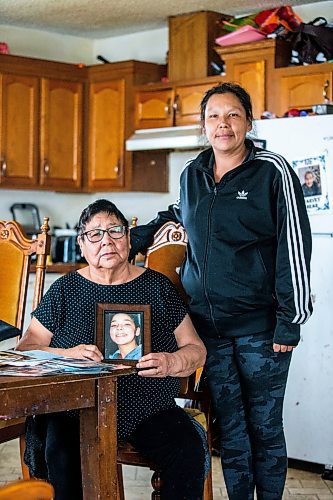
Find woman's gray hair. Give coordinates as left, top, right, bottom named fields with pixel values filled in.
left=77, top=199, right=128, bottom=236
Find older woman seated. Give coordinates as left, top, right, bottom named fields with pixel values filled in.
left=17, top=199, right=207, bottom=500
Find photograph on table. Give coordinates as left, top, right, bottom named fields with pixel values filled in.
left=95, top=303, right=151, bottom=365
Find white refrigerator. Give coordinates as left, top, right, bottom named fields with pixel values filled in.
left=251, top=114, right=333, bottom=467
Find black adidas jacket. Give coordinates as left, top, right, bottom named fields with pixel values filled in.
left=130, top=140, right=313, bottom=346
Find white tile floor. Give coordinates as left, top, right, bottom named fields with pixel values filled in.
left=1, top=439, right=333, bottom=499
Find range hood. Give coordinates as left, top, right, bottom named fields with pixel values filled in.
left=126, top=125, right=208, bottom=151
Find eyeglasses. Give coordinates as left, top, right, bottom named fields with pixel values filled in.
left=81, top=226, right=127, bottom=243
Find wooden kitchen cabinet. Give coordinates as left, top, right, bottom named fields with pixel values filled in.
left=39, top=78, right=83, bottom=191
left=174, top=81, right=221, bottom=126
left=87, top=78, right=125, bottom=190
left=168, top=11, right=222, bottom=81
left=271, top=63, right=333, bottom=116
left=0, top=55, right=162, bottom=193
left=0, top=54, right=85, bottom=192
left=135, top=78, right=222, bottom=129
left=86, top=60, right=163, bottom=191
left=232, top=61, right=265, bottom=120
left=135, top=88, right=174, bottom=129
left=0, top=73, right=39, bottom=188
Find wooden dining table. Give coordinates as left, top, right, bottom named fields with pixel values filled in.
left=0, top=367, right=134, bottom=499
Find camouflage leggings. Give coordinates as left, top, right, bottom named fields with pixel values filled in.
left=203, top=330, right=292, bottom=500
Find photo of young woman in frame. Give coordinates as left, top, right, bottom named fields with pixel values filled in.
left=95, top=304, right=151, bottom=365
left=107, top=311, right=142, bottom=360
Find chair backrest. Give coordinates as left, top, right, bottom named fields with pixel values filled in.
left=0, top=479, right=54, bottom=499
left=0, top=218, right=51, bottom=333
left=144, top=221, right=188, bottom=301
left=143, top=221, right=201, bottom=394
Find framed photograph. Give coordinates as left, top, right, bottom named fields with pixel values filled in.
left=95, top=304, right=151, bottom=365
left=293, top=154, right=329, bottom=214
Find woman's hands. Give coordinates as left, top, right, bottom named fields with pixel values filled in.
left=136, top=314, right=206, bottom=378
left=136, top=352, right=172, bottom=378
left=62, top=344, right=104, bottom=361
left=16, top=318, right=104, bottom=362
left=273, top=343, right=295, bottom=353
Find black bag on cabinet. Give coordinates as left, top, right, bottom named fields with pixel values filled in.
left=289, top=17, right=333, bottom=64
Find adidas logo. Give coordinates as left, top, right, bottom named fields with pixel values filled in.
left=236, top=190, right=248, bottom=200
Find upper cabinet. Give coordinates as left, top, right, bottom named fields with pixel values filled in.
left=135, top=79, right=222, bottom=129
left=136, top=88, right=174, bottom=129
left=85, top=61, right=163, bottom=192
left=271, top=63, right=333, bottom=116
left=39, top=78, right=83, bottom=191
left=0, top=73, right=39, bottom=188
left=143, top=33, right=330, bottom=126
left=168, top=11, right=222, bottom=81
left=0, top=55, right=162, bottom=193
left=174, top=82, right=221, bottom=126
left=0, top=54, right=85, bottom=192
left=87, top=78, right=125, bottom=190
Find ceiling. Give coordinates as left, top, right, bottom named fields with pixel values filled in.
left=0, top=0, right=325, bottom=38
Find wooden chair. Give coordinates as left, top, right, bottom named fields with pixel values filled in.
left=0, top=218, right=51, bottom=473
left=0, top=479, right=54, bottom=499
left=117, top=221, right=213, bottom=500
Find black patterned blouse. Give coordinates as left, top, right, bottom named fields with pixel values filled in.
left=32, top=268, right=187, bottom=439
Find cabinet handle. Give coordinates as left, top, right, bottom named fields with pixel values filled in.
left=164, top=98, right=172, bottom=117
left=0, top=159, right=7, bottom=177
left=323, top=80, right=329, bottom=103
left=114, top=161, right=120, bottom=175
left=173, top=94, right=181, bottom=114
left=43, top=160, right=50, bottom=177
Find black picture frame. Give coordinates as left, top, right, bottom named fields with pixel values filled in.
left=95, top=304, right=151, bottom=366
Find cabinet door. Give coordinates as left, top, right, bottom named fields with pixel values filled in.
left=88, top=79, right=125, bottom=190
left=277, top=71, right=332, bottom=116
left=136, top=89, right=174, bottom=129
left=40, top=78, right=83, bottom=191
left=0, top=73, right=38, bottom=188
left=174, top=82, right=220, bottom=126
left=233, top=61, right=265, bottom=120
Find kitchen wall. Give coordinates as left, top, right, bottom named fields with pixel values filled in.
left=0, top=24, right=94, bottom=64
left=94, top=27, right=168, bottom=65
left=0, top=1, right=332, bottom=227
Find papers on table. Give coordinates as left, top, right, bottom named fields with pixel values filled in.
left=0, top=350, right=127, bottom=376
left=0, top=350, right=28, bottom=364
left=0, top=365, right=61, bottom=376
left=50, top=358, right=107, bottom=368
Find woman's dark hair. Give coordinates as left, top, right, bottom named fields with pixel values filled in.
left=200, top=82, right=253, bottom=123
left=77, top=199, right=128, bottom=236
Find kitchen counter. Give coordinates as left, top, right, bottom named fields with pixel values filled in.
left=31, top=255, right=145, bottom=274
left=30, top=262, right=87, bottom=274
